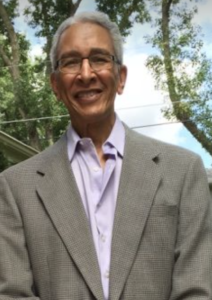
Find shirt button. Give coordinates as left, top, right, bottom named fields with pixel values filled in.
left=93, top=166, right=100, bottom=172
left=100, top=234, right=106, bottom=242
left=104, top=270, right=110, bottom=278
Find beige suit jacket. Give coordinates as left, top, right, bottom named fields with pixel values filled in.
left=0, top=126, right=212, bottom=300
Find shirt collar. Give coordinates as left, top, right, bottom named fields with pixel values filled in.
left=66, top=124, right=81, bottom=162
left=66, top=115, right=125, bottom=162
left=104, top=116, right=125, bottom=157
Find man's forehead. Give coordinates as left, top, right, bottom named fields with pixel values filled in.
left=57, top=23, right=114, bottom=59
left=59, top=48, right=112, bottom=59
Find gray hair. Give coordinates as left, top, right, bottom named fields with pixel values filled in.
left=50, top=11, right=124, bottom=71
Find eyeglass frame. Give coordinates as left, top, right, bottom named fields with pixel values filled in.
left=54, top=53, right=121, bottom=74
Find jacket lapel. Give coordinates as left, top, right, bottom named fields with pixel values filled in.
left=35, top=127, right=162, bottom=300
left=36, top=135, right=104, bottom=300
left=109, top=127, right=162, bottom=300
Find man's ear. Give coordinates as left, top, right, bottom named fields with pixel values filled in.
left=50, top=72, right=59, bottom=99
left=117, top=65, right=127, bottom=95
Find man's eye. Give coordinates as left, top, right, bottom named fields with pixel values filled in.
left=63, top=59, right=79, bottom=67
left=91, top=55, right=109, bottom=63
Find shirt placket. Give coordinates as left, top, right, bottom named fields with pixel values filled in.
left=95, top=148, right=117, bottom=296
left=78, top=140, right=117, bottom=300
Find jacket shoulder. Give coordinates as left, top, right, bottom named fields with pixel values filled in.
left=125, top=125, right=202, bottom=163
left=1, top=134, right=67, bottom=179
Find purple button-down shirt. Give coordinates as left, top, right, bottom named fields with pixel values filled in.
left=66, top=117, right=125, bottom=299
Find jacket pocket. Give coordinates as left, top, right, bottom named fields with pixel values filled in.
left=149, top=204, right=178, bottom=217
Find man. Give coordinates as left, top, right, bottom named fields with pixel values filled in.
left=0, top=11, right=211, bottom=300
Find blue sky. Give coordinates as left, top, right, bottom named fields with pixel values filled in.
left=17, top=0, right=212, bottom=167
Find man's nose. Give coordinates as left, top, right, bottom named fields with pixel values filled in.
left=78, top=58, right=95, bottom=84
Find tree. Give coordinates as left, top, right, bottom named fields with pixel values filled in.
left=0, top=151, right=13, bottom=171
left=24, top=0, right=82, bottom=74
left=0, top=0, right=85, bottom=170
left=96, top=0, right=150, bottom=37
left=145, top=0, right=212, bottom=155
left=1, top=0, right=211, bottom=172
left=0, top=0, right=69, bottom=155
left=96, top=0, right=212, bottom=156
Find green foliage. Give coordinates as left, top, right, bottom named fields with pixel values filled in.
left=0, top=0, right=18, bottom=26
left=96, top=0, right=150, bottom=36
left=0, top=1, right=69, bottom=166
left=24, top=0, right=82, bottom=64
left=145, top=0, right=212, bottom=154
left=0, top=52, right=69, bottom=149
left=24, top=0, right=79, bottom=34
left=0, top=150, right=14, bottom=172
left=1, top=0, right=212, bottom=168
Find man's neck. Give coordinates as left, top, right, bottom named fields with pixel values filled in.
left=71, top=113, right=116, bottom=167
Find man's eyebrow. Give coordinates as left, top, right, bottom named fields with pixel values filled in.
left=59, top=48, right=112, bottom=59
left=89, top=48, right=111, bottom=55
left=59, top=50, right=80, bottom=59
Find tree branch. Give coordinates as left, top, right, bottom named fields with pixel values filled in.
left=0, top=0, right=14, bottom=38
left=161, top=0, right=212, bottom=155
left=0, top=0, right=19, bottom=58
left=178, top=112, right=212, bottom=156
left=0, top=0, right=20, bottom=79
left=73, top=0, right=82, bottom=14
left=0, top=43, right=11, bottom=67
left=68, top=0, right=82, bottom=16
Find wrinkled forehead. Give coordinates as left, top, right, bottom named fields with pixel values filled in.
left=56, top=21, right=115, bottom=59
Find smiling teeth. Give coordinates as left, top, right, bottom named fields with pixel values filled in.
left=77, top=91, right=98, bottom=98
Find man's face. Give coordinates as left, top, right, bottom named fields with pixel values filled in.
left=51, top=22, right=127, bottom=128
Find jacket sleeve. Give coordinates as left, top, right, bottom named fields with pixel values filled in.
left=170, top=156, right=212, bottom=299
left=0, top=174, right=40, bottom=300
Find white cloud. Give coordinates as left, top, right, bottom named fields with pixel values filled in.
left=18, top=0, right=29, bottom=12
left=29, top=44, right=43, bottom=59
left=13, top=0, right=206, bottom=151
left=136, top=121, right=184, bottom=145
left=77, top=0, right=97, bottom=12
left=8, top=0, right=209, bottom=165
left=193, top=0, right=212, bottom=25
left=115, top=53, right=183, bottom=145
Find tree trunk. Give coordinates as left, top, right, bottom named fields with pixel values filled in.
left=0, top=0, right=41, bottom=150
left=161, top=0, right=212, bottom=156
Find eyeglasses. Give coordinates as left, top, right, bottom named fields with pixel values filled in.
left=55, top=53, right=121, bottom=74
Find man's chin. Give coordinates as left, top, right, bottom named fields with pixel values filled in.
left=72, top=110, right=114, bottom=125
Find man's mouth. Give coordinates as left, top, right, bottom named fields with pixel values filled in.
left=75, top=89, right=102, bottom=101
